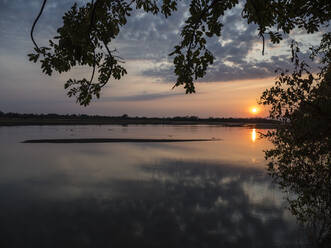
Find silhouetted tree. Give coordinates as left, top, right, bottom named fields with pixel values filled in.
left=259, top=33, right=331, bottom=247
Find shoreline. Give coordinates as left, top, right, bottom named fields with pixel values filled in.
left=0, top=118, right=279, bottom=129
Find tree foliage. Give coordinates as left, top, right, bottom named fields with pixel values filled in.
left=29, top=0, right=330, bottom=105
left=259, top=33, right=331, bottom=247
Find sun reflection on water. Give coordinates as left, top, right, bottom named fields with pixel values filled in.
left=251, top=128, right=256, bottom=142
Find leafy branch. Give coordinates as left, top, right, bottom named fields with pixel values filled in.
left=29, top=0, right=330, bottom=105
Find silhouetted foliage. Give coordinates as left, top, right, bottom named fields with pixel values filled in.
left=29, top=0, right=330, bottom=105
left=259, top=33, right=331, bottom=247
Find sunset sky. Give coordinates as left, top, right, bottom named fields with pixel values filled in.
left=0, top=0, right=325, bottom=117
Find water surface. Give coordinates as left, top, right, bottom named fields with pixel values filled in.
left=0, top=125, right=304, bottom=247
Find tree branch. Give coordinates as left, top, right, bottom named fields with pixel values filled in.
left=30, top=0, right=48, bottom=51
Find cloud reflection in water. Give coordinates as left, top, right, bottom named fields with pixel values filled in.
left=0, top=159, right=305, bottom=248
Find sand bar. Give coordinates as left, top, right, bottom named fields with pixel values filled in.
left=22, top=138, right=221, bottom=143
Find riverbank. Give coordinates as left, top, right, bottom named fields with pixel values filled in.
left=0, top=112, right=280, bottom=128
left=0, top=117, right=279, bottom=129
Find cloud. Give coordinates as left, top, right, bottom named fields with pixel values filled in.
left=0, top=0, right=322, bottom=82
left=139, top=6, right=275, bottom=82
left=101, top=91, right=184, bottom=102
left=137, top=4, right=323, bottom=83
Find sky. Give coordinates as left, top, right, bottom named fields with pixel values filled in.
left=0, top=0, right=327, bottom=117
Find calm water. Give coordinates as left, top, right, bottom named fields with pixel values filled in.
left=0, top=125, right=304, bottom=247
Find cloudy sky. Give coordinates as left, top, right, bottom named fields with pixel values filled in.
left=0, top=0, right=326, bottom=117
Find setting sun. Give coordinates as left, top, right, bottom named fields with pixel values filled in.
left=250, top=107, right=259, bottom=114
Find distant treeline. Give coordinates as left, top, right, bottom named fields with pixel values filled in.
left=0, top=111, right=278, bottom=124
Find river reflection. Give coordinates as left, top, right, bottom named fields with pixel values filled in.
left=251, top=128, right=256, bottom=143
left=0, top=125, right=305, bottom=247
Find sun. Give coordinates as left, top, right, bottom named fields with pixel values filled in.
left=250, top=107, right=259, bottom=114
